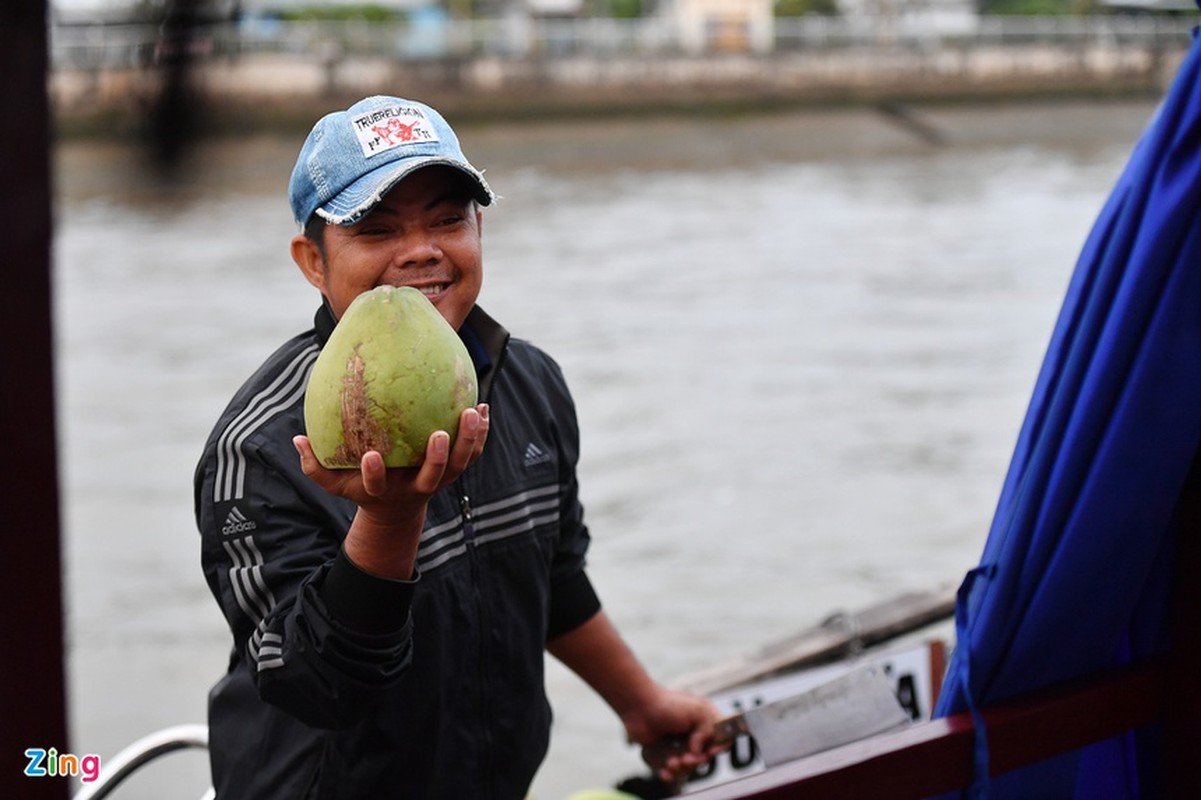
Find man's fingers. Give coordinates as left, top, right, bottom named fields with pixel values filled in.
left=472, top=403, right=490, bottom=459
left=294, top=435, right=320, bottom=478
left=359, top=450, right=388, bottom=497
left=294, top=434, right=353, bottom=496
left=411, top=431, right=451, bottom=494
left=451, top=404, right=489, bottom=467
left=295, top=405, right=489, bottom=503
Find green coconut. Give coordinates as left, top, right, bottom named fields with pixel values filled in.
left=304, top=285, right=478, bottom=469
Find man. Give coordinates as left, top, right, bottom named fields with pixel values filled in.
left=196, top=95, right=719, bottom=799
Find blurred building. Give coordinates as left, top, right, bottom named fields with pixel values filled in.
left=658, top=0, right=775, bottom=53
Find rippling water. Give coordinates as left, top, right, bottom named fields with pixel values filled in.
left=54, top=99, right=1155, bottom=798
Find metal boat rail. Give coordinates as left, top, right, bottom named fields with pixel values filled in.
left=72, top=724, right=212, bottom=800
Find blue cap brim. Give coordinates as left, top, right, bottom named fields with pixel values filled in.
left=316, top=156, right=495, bottom=226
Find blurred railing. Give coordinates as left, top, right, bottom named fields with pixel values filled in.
left=49, top=14, right=1198, bottom=71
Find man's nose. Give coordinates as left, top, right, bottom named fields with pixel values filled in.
left=395, top=233, right=441, bottom=267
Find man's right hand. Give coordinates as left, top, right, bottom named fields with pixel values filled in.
left=293, top=403, right=489, bottom=578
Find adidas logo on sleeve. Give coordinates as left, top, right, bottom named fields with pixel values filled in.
left=222, top=506, right=258, bottom=536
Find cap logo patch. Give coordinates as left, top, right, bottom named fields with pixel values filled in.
left=351, top=104, right=440, bottom=158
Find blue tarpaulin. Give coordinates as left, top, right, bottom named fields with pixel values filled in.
left=933, top=14, right=1201, bottom=799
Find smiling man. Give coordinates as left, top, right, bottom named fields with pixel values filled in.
left=195, top=95, right=719, bottom=799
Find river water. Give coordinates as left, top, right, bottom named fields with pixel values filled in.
left=54, top=98, right=1156, bottom=798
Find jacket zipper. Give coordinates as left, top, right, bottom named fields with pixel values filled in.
left=459, top=488, right=498, bottom=796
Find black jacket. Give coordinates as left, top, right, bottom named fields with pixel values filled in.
left=196, top=304, right=601, bottom=799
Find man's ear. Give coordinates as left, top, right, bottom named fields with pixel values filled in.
left=291, top=233, right=326, bottom=293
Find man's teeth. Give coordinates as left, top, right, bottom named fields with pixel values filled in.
left=417, top=285, right=445, bottom=297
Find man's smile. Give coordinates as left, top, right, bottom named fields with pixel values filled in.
left=398, top=282, right=449, bottom=299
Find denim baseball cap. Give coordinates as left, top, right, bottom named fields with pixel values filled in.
left=289, top=95, right=494, bottom=228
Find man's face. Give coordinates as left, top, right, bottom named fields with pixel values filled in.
left=293, top=165, right=484, bottom=330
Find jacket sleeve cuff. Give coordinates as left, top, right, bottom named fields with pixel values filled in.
left=547, top=570, right=601, bottom=640
left=320, top=548, right=418, bottom=635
